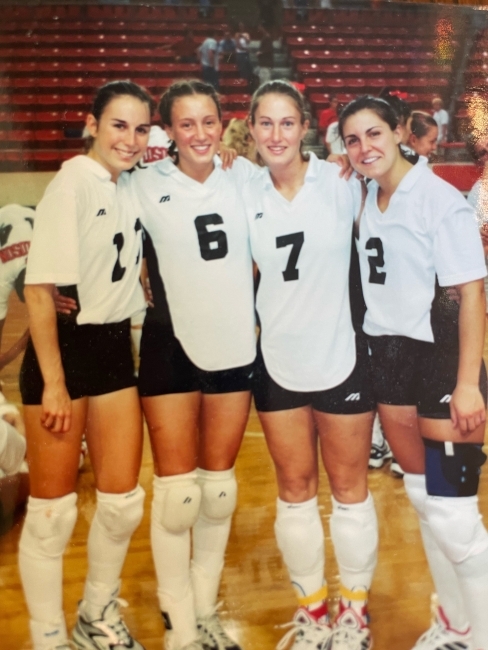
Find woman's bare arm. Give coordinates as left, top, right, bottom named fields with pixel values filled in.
left=24, top=284, right=71, bottom=433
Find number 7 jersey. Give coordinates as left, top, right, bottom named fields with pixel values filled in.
left=244, top=153, right=360, bottom=392
left=130, top=156, right=256, bottom=371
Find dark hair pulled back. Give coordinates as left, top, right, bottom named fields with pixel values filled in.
left=85, top=80, right=154, bottom=151
left=158, top=79, right=222, bottom=162
left=410, top=111, right=437, bottom=138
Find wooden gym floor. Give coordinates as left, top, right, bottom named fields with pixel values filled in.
left=0, top=294, right=487, bottom=650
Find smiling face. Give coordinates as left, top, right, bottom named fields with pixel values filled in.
left=409, top=124, right=438, bottom=157
left=249, top=92, right=309, bottom=171
left=86, top=95, right=151, bottom=182
left=342, top=108, right=403, bottom=182
left=164, top=94, right=222, bottom=181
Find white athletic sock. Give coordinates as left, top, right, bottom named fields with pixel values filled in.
left=275, top=496, right=326, bottom=605
left=404, top=473, right=469, bottom=631
left=83, top=487, right=144, bottom=620
left=19, top=493, right=77, bottom=626
left=192, top=468, right=235, bottom=617
left=30, top=617, right=69, bottom=650
left=151, top=475, right=193, bottom=605
left=330, top=492, right=377, bottom=619
left=454, top=539, right=488, bottom=648
left=192, top=468, right=234, bottom=575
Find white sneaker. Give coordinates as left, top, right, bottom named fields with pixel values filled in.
left=412, top=608, right=472, bottom=650
left=277, top=608, right=333, bottom=650
left=390, top=457, right=405, bottom=478
left=368, top=439, right=392, bottom=469
left=72, top=598, right=145, bottom=649
left=197, top=610, right=241, bottom=650
left=331, top=607, right=372, bottom=650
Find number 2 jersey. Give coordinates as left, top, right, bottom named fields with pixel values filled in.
left=130, top=156, right=256, bottom=372
left=358, top=157, right=486, bottom=343
left=25, top=155, right=145, bottom=325
left=244, top=153, right=361, bottom=392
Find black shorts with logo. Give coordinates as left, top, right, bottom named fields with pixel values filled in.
left=252, top=335, right=375, bottom=414
left=20, top=317, right=136, bottom=405
left=367, top=334, right=487, bottom=418
left=138, top=319, right=254, bottom=397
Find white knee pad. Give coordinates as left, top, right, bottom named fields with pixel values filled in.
left=425, top=495, right=488, bottom=564
left=275, top=496, right=324, bottom=576
left=404, top=473, right=428, bottom=519
left=197, top=467, right=237, bottom=521
left=20, top=493, right=78, bottom=559
left=94, top=485, right=145, bottom=543
left=330, top=492, right=378, bottom=584
left=153, top=472, right=201, bottom=534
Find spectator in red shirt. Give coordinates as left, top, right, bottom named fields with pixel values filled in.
left=318, top=95, right=338, bottom=134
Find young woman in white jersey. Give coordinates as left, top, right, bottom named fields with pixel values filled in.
left=244, top=80, right=378, bottom=650
left=18, top=81, right=152, bottom=650
left=339, top=95, right=488, bottom=650
left=130, top=80, right=257, bottom=650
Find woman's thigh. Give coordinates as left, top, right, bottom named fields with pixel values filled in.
left=258, top=406, right=318, bottom=502
left=141, top=392, right=201, bottom=477
left=198, top=390, right=251, bottom=471
left=24, top=398, right=88, bottom=498
left=86, top=386, right=143, bottom=493
left=315, top=410, right=374, bottom=503
left=378, top=403, right=425, bottom=474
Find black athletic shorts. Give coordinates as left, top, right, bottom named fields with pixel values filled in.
left=138, top=319, right=254, bottom=397
left=253, top=335, right=375, bottom=414
left=367, top=334, right=488, bottom=418
left=20, top=317, right=136, bottom=405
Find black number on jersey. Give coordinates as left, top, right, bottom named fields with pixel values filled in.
left=366, top=237, right=386, bottom=285
left=0, top=224, right=13, bottom=247
left=112, top=232, right=126, bottom=282
left=194, top=214, right=228, bottom=261
left=276, top=232, right=304, bottom=282
left=134, top=218, right=142, bottom=265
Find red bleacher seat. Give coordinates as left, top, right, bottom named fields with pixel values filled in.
left=219, top=79, right=248, bottom=93
left=220, top=94, right=252, bottom=110
left=432, top=164, right=481, bottom=193
left=23, top=151, right=60, bottom=171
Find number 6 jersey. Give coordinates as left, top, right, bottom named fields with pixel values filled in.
left=358, top=157, right=486, bottom=343
left=25, top=155, right=145, bottom=325
left=244, top=153, right=360, bottom=392
left=130, top=155, right=256, bottom=372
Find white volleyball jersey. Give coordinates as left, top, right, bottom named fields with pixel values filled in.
left=358, top=157, right=486, bottom=342
left=0, top=204, right=35, bottom=320
left=26, top=155, right=145, bottom=325
left=244, top=153, right=360, bottom=392
left=130, top=155, right=256, bottom=371
left=141, top=125, right=171, bottom=165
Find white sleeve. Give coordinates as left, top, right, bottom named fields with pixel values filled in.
left=25, top=174, right=80, bottom=285
left=0, top=419, right=25, bottom=476
left=434, top=198, right=486, bottom=286
left=325, top=123, right=334, bottom=144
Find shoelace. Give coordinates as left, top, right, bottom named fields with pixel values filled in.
left=199, top=602, right=235, bottom=646
left=417, top=620, right=470, bottom=646
left=276, top=617, right=330, bottom=650
left=99, top=598, right=132, bottom=645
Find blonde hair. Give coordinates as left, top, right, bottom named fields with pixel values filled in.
left=222, top=118, right=257, bottom=163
